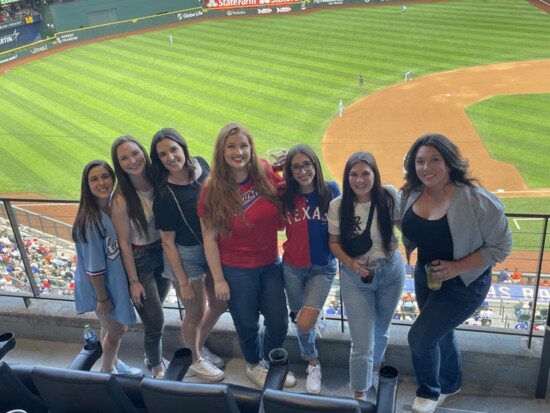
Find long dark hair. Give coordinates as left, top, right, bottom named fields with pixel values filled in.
left=111, top=135, right=152, bottom=238
left=150, top=128, right=196, bottom=196
left=72, top=160, right=115, bottom=243
left=281, top=144, right=332, bottom=216
left=401, top=133, right=478, bottom=197
left=339, top=152, right=395, bottom=255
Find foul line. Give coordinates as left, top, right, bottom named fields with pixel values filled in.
left=513, top=217, right=542, bottom=230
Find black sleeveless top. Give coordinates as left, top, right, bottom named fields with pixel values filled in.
left=402, top=207, right=454, bottom=266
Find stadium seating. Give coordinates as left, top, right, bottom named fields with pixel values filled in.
left=32, top=366, right=142, bottom=413
left=141, top=378, right=242, bottom=413
left=0, top=362, right=47, bottom=413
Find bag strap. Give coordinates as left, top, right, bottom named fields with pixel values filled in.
left=166, top=185, right=202, bottom=246
left=364, top=200, right=376, bottom=233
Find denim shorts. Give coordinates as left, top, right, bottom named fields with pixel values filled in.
left=162, top=244, right=208, bottom=281
left=283, top=260, right=337, bottom=312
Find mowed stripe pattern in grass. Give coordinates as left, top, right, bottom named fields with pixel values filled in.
left=1, top=0, right=549, bottom=198
left=466, top=93, right=550, bottom=188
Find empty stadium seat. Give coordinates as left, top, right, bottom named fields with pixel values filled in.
left=141, top=377, right=241, bottom=413
left=32, top=366, right=141, bottom=413
left=0, top=362, right=47, bottom=413
left=261, top=388, right=362, bottom=413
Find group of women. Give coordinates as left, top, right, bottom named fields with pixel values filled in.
left=72, top=125, right=512, bottom=413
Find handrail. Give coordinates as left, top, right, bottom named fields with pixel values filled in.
left=1, top=197, right=549, bottom=337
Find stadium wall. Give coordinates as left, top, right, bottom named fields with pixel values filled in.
left=0, top=0, right=404, bottom=66
left=0, top=12, right=41, bottom=53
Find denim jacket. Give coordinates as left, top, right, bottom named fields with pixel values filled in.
left=400, top=184, right=513, bottom=287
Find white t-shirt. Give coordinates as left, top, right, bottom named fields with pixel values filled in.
left=328, top=185, right=399, bottom=261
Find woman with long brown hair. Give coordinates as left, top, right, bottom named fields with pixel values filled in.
left=198, top=122, right=295, bottom=389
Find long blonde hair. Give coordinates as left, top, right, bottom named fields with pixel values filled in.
left=201, top=122, right=280, bottom=235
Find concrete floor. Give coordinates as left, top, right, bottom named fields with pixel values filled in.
left=2, top=336, right=550, bottom=413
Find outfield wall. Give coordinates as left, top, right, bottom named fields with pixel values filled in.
left=0, top=12, right=42, bottom=53
left=0, top=0, right=405, bottom=65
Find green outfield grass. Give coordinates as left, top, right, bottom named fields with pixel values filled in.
left=502, top=197, right=550, bottom=214
left=466, top=93, right=550, bottom=188
left=1, top=0, right=550, bottom=198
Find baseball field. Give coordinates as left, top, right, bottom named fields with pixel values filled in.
left=0, top=0, right=549, bottom=216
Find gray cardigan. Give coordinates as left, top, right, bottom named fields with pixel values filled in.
left=400, top=184, right=513, bottom=287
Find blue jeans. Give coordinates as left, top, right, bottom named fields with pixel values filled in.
left=409, top=265, right=492, bottom=400
left=133, top=245, right=172, bottom=367
left=163, top=244, right=209, bottom=280
left=223, top=259, right=289, bottom=365
left=283, top=260, right=337, bottom=361
left=340, top=251, right=405, bottom=392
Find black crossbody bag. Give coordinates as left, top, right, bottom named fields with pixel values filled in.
left=341, top=202, right=375, bottom=258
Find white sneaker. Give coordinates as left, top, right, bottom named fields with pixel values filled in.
left=246, top=363, right=268, bottom=388
left=437, top=388, right=461, bottom=407
left=201, top=346, right=225, bottom=369
left=372, top=370, right=379, bottom=392
left=412, top=396, right=437, bottom=413
left=188, top=358, right=224, bottom=382
left=115, top=359, right=144, bottom=377
left=306, top=364, right=322, bottom=394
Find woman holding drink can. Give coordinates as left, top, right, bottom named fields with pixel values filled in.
left=400, top=133, right=512, bottom=413
left=328, top=152, right=405, bottom=401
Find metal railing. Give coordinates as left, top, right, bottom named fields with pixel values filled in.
left=1, top=196, right=549, bottom=396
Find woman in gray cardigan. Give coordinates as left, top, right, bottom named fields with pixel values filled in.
left=399, top=133, right=512, bottom=413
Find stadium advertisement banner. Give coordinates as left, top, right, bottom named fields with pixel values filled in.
left=205, top=0, right=301, bottom=9
left=0, top=23, right=41, bottom=53
left=0, top=13, right=41, bottom=31
left=310, top=0, right=400, bottom=6
left=0, top=18, right=24, bottom=31
left=176, top=9, right=204, bottom=21
left=0, top=37, right=55, bottom=65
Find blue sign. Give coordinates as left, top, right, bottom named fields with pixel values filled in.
left=403, top=279, right=550, bottom=303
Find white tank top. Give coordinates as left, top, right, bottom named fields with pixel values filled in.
left=131, top=188, right=160, bottom=245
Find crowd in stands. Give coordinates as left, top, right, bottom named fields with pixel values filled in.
left=0, top=1, right=36, bottom=23
left=0, top=222, right=76, bottom=296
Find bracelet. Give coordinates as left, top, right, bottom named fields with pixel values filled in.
left=98, top=297, right=109, bottom=303
left=129, top=279, right=139, bottom=284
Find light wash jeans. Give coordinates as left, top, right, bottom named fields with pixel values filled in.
left=409, top=265, right=492, bottom=400
left=133, top=245, right=172, bottom=367
left=162, top=244, right=208, bottom=280
left=283, top=260, right=337, bottom=361
left=222, top=258, right=288, bottom=365
left=340, top=250, right=405, bottom=392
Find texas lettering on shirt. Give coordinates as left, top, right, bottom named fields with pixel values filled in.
left=286, top=205, right=326, bottom=223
